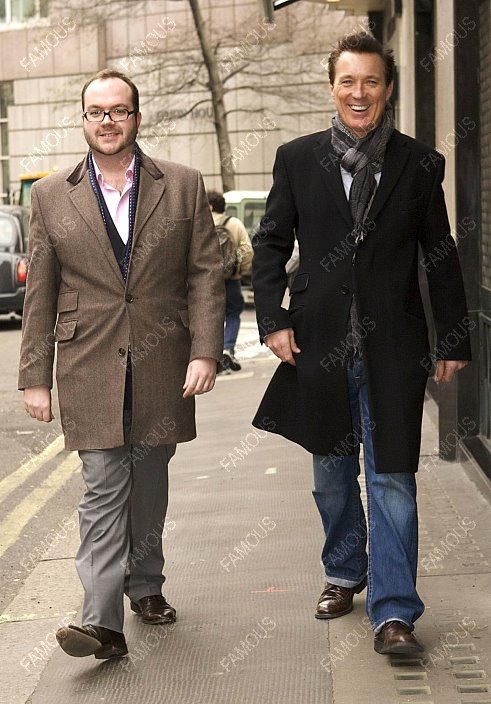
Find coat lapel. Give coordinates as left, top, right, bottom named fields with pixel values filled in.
left=313, top=132, right=353, bottom=229
left=67, top=159, right=125, bottom=287
left=132, top=152, right=166, bottom=245
left=368, top=131, right=411, bottom=221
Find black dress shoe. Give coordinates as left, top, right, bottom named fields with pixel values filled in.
left=56, top=624, right=128, bottom=659
left=130, top=595, right=177, bottom=624
left=315, top=576, right=367, bottom=619
left=374, top=621, right=424, bottom=655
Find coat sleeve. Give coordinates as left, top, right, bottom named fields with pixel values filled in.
left=252, top=145, right=297, bottom=341
left=18, top=185, right=61, bottom=390
left=418, top=155, right=472, bottom=361
left=186, top=171, right=225, bottom=362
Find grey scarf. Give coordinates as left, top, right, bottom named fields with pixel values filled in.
left=331, top=103, right=394, bottom=242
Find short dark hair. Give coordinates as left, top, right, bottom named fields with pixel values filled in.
left=81, top=69, right=139, bottom=112
left=207, top=190, right=225, bottom=213
left=328, top=31, right=395, bottom=87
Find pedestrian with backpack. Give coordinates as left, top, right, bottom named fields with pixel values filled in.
left=208, top=190, right=253, bottom=374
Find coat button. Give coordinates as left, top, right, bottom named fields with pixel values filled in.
left=340, top=285, right=350, bottom=295
left=118, top=347, right=126, bottom=357
left=125, top=294, right=134, bottom=303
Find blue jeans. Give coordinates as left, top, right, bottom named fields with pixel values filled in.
left=312, top=354, right=424, bottom=633
left=224, top=279, right=244, bottom=353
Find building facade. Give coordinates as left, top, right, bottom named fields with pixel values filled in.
left=0, top=0, right=362, bottom=199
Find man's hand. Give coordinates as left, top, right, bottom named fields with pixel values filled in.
left=434, top=360, right=468, bottom=383
left=183, top=358, right=217, bottom=398
left=24, top=385, right=54, bottom=422
left=264, top=328, right=301, bottom=365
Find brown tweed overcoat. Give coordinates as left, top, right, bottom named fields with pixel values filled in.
left=18, top=150, right=225, bottom=450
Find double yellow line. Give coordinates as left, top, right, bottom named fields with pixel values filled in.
left=0, top=435, right=80, bottom=559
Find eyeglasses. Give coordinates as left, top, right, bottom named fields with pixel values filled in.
left=83, top=109, right=136, bottom=123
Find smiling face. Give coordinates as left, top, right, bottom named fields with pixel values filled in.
left=330, top=51, right=393, bottom=139
left=83, top=77, right=142, bottom=159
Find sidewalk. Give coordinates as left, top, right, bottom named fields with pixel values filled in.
left=2, top=344, right=491, bottom=704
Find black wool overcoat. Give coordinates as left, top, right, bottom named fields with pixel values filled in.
left=252, top=129, right=472, bottom=473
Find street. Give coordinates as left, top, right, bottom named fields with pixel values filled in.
left=1, top=309, right=491, bottom=704
left=0, top=314, right=83, bottom=615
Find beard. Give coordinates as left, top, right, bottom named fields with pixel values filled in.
left=84, top=119, right=139, bottom=156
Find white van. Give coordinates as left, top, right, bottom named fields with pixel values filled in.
left=223, top=191, right=268, bottom=305
left=224, top=190, right=268, bottom=235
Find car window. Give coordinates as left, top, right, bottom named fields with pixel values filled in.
left=243, top=202, right=266, bottom=232
left=0, top=216, right=16, bottom=249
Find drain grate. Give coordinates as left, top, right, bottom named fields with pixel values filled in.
left=454, top=670, right=486, bottom=679
left=394, top=672, right=428, bottom=681
left=450, top=656, right=481, bottom=665
left=391, top=657, right=425, bottom=667
left=397, top=686, right=432, bottom=695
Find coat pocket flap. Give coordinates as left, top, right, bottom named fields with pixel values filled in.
left=178, top=309, right=190, bottom=327
left=290, top=273, right=309, bottom=294
left=57, top=291, right=79, bottom=313
left=55, top=320, right=77, bottom=342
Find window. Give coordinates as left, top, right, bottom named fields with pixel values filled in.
left=0, top=82, right=12, bottom=203
left=243, top=201, right=266, bottom=232
left=0, top=214, right=16, bottom=249
left=0, top=0, right=48, bottom=23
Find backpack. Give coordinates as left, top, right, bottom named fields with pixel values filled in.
left=215, top=216, right=241, bottom=279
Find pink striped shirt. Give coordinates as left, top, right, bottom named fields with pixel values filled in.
left=93, top=157, right=135, bottom=244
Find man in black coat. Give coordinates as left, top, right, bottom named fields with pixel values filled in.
left=252, top=31, right=471, bottom=655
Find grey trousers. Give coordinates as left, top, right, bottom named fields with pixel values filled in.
left=75, top=411, right=176, bottom=633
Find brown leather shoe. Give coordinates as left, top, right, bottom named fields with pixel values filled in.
left=315, top=576, right=367, bottom=619
left=374, top=621, right=424, bottom=655
left=130, top=595, right=176, bottom=624
left=56, top=624, right=128, bottom=659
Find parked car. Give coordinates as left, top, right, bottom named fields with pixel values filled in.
left=0, top=205, right=30, bottom=316
left=224, top=190, right=268, bottom=305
